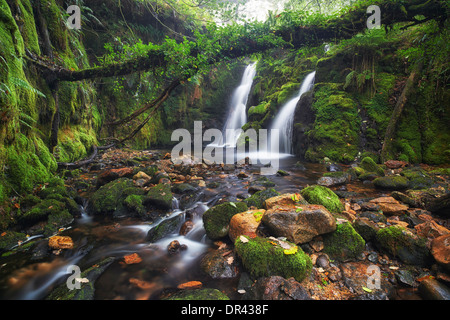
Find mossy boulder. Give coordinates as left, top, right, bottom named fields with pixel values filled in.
left=300, top=185, right=343, bottom=213
left=202, top=202, right=248, bottom=240
left=0, top=231, right=27, bottom=253
left=89, top=178, right=145, bottom=217
left=373, top=176, right=409, bottom=190
left=375, top=225, right=432, bottom=266
left=43, top=210, right=74, bottom=237
left=18, top=199, right=67, bottom=226
left=146, top=213, right=184, bottom=242
left=323, top=221, right=365, bottom=261
left=165, top=288, right=230, bottom=300
left=234, top=236, right=312, bottom=282
left=244, top=188, right=280, bottom=209
left=401, top=168, right=434, bottom=190
left=145, top=183, right=173, bottom=210
left=360, top=157, right=385, bottom=176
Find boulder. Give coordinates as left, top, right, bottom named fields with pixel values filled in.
left=146, top=214, right=184, bottom=242
left=234, top=236, right=312, bottom=282
left=200, top=248, right=239, bottom=279
left=415, top=220, right=450, bottom=240
left=431, top=234, right=450, bottom=272
left=360, top=157, right=384, bottom=176
left=244, top=188, right=280, bottom=209
left=145, top=183, right=174, bottom=210
left=384, top=160, right=408, bottom=169
left=375, top=225, right=432, bottom=266
left=96, top=167, right=134, bottom=187
left=264, top=193, right=307, bottom=210
left=261, top=204, right=336, bottom=244
left=322, top=221, right=365, bottom=262
left=229, top=209, right=264, bottom=242
left=373, top=176, right=409, bottom=190
left=369, top=197, right=408, bottom=216
left=301, top=185, right=344, bottom=213
left=202, top=202, right=248, bottom=240
left=318, top=172, right=351, bottom=187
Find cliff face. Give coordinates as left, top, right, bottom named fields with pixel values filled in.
left=0, top=0, right=243, bottom=200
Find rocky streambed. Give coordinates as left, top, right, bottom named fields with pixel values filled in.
left=0, top=149, right=449, bottom=300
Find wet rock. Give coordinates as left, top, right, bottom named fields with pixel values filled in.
left=276, top=170, right=290, bottom=176
left=171, top=183, right=197, bottom=194
left=373, top=176, right=409, bottom=190
left=353, top=217, right=381, bottom=242
left=179, top=220, right=194, bottom=236
left=243, top=276, right=312, bottom=300
left=96, top=167, right=134, bottom=187
left=418, top=278, right=450, bottom=300
left=46, top=257, right=115, bottom=300
left=146, top=214, right=184, bottom=242
left=90, top=178, right=145, bottom=218
left=229, top=209, right=263, bottom=242
left=415, top=220, right=450, bottom=240
left=384, top=160, right=408, bottom=169
left=395, top=269, right=417, bottom=287
left=202, top=202, right=248, bottom=240
left=133, top=171, right=151, bottom=181
left=48, top=236, right=74, bottom=250
left=244, top=188, right=280, bottom=209
left=316, top=254, right=330, bottom=269
left=264, top=193, right=306, bottom=210
left=327, top=163, right=342, bottom=172
left=369, top=197, right=408, bottom=216
left=375, top=225, right=432, bottom=266
left=145, top=183, right=173, bottom=210
left=318, top=172, right=351, bottom=187
left=200, top=248, right=239, bottom=279
left=431, top=234, right=450, bottom=272
left=262, top=204, right=336, bottom=244
left=360, top=210, right=387, bottom=223
left=167, top=240, right=187, bottom=255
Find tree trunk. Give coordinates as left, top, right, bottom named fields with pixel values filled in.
left=381, top=62, right=423, bottom=162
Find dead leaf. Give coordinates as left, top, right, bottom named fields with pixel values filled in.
left=124, top=253, right=143, bottom=264
left=239, top=235, right=249, bottom=243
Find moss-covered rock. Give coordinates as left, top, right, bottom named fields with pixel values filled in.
left=0, top=231, right=27, bottom=253
left=375, top=225, right=432, bottom=266
left=300, top=185, right=343, bottom=213
left=234, top=236, right=312, bottom=282
left=373, top=176, right=409, bottom=190
left=145, top=183, right=173, bottom=210
left=43, top=210, right=74, bottom=237
left=202, top=202, right=248, bottom=240
left=89, top=178, right=144, bottom=217
left=146, top=213, right=184, bottom=242
left=244, top=188, right=280, bottom=209
left=360, top=157, right=385, bottom=176
left=323, top=221, right=365, bottom=261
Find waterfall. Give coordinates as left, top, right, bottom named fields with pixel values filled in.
left=270, top=71, right=316, bottom=154
left=212, top=62, right=257, bottom=148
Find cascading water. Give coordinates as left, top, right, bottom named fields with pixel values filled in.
left=270, top=71, right=316, bottom=154
left=212, top=62, right=257, bottom=148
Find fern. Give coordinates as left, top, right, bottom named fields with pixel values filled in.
left=9, top=77, right=46, bottom=98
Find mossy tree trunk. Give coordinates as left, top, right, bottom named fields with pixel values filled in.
left=381, top=62, right=423, bottom=162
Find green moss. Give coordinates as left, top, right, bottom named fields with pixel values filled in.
left=202, top=202, right=248, bottom=240
left=235, top=236, right=312, bottom=282
left=373, top=176, right=409, bottom=190
left=0, top=231, right=27, bottom=252
left=360, top=157, right=384, bottom=176
left=323, top=222, right=365, bottom=261
left=300, top=185, right=343, bottom=213
left=244, top=188, right=280, bottom=209
left=124, top=194, right=146, bottom=215
left=90, top=178, right=144, bottom=217
left=375, top=225, right=431, bottom=266
left=18, top=199, right=66, bottom=225
left=43, top=210, right=73, bottom=237
left=145, top=183, right=173, bottom=210
left=277, top=82, right=301, bottom=105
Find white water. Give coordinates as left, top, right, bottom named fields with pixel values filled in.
left=270, top=71, right=316, bottom=154
left=210, top=62, right=257, bottom=148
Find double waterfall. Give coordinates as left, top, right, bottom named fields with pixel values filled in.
left=216, top=62, right=316, bottom=157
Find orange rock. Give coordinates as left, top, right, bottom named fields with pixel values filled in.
left=124, top=253, right=143, bottom=264
left=431, top=234, right=450, bottom=272
left=228, top=210, right=263, bottom=242
left=177, top=281, right=203, bottom=290
left=48, top=236, right=74, bottom=250
left=415, top=220, right=450, bottom=239
left=369, top=196, right=408, bottom=216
